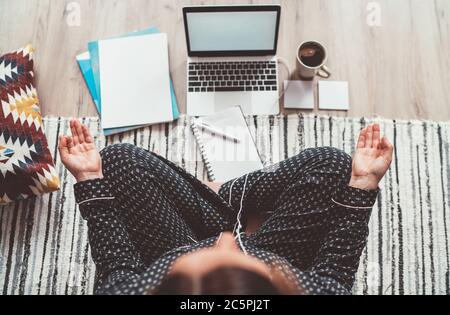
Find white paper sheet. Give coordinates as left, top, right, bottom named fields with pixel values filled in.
left=98, top=33, right=173, bottom=129
left=318, top=81, right=350, bottom=111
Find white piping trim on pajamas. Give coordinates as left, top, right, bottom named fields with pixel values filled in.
left=331, top=198, right=373, bottom=209
left=78, top=197, right=115, bottom=205
left=187, top=235, right=198, bottom=243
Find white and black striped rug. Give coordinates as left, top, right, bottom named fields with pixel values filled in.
left=1, top=115, right=449, bottom=295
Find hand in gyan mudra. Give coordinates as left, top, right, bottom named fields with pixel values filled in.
left=349, top=124, right=393, bottom=190
left=59, top=119, right=103, bottom=183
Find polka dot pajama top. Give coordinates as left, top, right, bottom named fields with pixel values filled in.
left=74, top=143, right=379, bottom=295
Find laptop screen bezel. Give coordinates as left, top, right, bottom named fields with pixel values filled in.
left=183, top=5, right=281, bottom=57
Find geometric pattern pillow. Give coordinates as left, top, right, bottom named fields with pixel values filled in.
left=0, top=45, right=60, bottom=204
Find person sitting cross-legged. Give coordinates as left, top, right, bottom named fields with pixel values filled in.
left=59, top=120, right=392, bottom=295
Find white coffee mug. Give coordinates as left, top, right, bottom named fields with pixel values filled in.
left=296, top=40, right=332, bottom=80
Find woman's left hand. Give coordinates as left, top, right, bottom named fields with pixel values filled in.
left=349, top=124, right=393, bottom=191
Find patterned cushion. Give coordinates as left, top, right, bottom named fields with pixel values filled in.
left=0, top=45, right=60, bottom=204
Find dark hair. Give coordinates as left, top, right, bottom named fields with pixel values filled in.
left=153, top=267, right=283, bottom=295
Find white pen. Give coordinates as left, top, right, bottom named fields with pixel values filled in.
left=194, top=122, right=241, bottom=143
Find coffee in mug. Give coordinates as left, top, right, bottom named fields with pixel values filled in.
left=296, top=40, right=331, bottom=80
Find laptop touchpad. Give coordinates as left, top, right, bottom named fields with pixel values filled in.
left=214, top=92, right=252, bottom=114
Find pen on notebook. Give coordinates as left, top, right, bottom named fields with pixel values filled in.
left=194, top=122, right=241, bottom=143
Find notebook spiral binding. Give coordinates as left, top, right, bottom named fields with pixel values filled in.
left=191, top=120, right=216, bottom=181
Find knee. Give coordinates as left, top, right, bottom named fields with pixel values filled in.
left=100, top=143, right=161, bottom=174
left=100, top=143, right=138, bottom=161
left=326, top=147, right=352, bottom=173
left=301, top=146, right=352, bottom=177
left=100, top=143, right=156, bottom=169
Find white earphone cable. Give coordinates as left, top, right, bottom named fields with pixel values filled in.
left=276, top=57, right=293, bottom=102
left=233, top=173, right=249, bottom=255
left=219, top=57, right=292, bottom=255
left=227, top=172, right=266, bottom=256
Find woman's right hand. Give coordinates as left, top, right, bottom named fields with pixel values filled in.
left=58, top=119, right=103, bottom=183
left=349, top=124, right=393, bottom=190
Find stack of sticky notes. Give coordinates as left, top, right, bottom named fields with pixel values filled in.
left=77, top=27, right=179, bottom=136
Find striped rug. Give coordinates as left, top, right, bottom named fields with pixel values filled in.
left=1, top=115, right=449, bottom=295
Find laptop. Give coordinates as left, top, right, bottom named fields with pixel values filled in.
left=183, top=5, right=281, bottom=116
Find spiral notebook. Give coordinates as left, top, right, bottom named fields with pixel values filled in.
left=191, top=106, right=263, bottom=182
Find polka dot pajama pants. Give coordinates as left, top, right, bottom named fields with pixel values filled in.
left=75, top=143, right=378, bottom=294
left=100, top=144, right=352, bottom=266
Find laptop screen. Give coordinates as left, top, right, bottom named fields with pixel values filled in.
left=183, top=6, right=281, bottom=57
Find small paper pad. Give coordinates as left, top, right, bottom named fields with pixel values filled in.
left=318, top=81, right=350, bottom=110
left=283, top=80, right=314, bottom=109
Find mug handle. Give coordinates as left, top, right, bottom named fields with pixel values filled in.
left=317, top=65, right=332, bottom=78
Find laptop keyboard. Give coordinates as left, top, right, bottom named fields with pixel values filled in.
left=188, top=61, right=278, bottom=93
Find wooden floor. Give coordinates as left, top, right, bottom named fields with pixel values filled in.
left=1, top=0, right=449, bottom=121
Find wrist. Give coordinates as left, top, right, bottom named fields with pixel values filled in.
left=75, top=171, right=104, bottom=183
left=348, top=175, right=379, bottom=191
